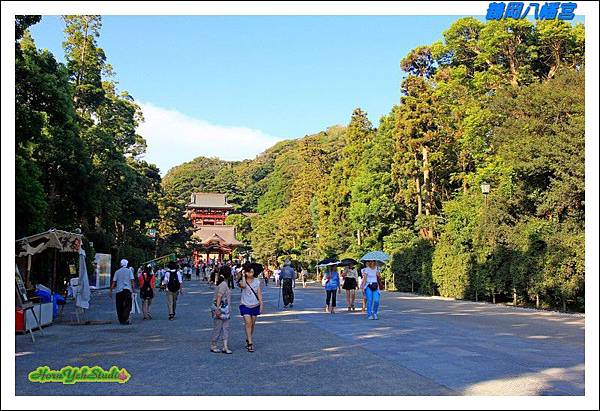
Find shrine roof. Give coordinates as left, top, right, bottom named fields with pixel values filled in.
left=191, top=225, right=243, bottom=246
left=187, top=192, right=233, bottom=209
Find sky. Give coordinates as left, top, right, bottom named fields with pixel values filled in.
left=29, top=15, right=477, bottom=174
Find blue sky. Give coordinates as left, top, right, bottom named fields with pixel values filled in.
left=27, top=15, right=482, bottom=173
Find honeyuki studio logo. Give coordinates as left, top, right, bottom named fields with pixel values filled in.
left=28, top=366, right=131, bottom=384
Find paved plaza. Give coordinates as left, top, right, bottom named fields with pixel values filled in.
left=15, top=279, right=584, bottom=396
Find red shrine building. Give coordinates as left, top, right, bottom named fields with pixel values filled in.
left=186, top=192, right=242, bottom=266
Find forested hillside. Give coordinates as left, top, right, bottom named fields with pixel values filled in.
left=159, top=18, right=585, bottom=311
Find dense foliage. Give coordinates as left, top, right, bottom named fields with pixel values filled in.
left=16, top=15, right=161, bottom=278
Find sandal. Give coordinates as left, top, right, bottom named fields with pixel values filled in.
left=222, top=348, right=233, bottom=354
left=210, top=346, right=220, bottom=353
left=247, top=343, right=255, bottom=352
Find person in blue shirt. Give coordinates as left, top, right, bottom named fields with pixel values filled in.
left=280, top=259, right=297, bottom=309
left=323, top=264, right=341, bottom=314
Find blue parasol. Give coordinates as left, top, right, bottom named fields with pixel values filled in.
left=360, top=251, right=390, bottom=264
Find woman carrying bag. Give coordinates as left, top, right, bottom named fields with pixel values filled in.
left=361, top=260, right=383, bottom=320
left=138, top=265, right=155, bottom=320
left=210, top=269, right=233, bottom=354
left=238, top=262, right=264, bottom=353
left=322, top=264, right=341, bottom=314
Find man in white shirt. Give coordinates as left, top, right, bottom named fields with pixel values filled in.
left=109, top=259, right=135, bottom=325
left=162, top=262, right=184, bottom=320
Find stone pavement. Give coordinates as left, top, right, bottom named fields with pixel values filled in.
left=15, top=279, right=584, bottom=396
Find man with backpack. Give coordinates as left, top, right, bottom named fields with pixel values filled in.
left=162, top=261, right=184, bottom=320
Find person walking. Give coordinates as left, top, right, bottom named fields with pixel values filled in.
left=238, top=262, right=263, bottom=353
left=163, top=261, right=184, bottom=320
left=358, top=268, right=366, bottom=312
left=109, top=259, right=135, bottom=325
left=300, top=267, right=308, bottom=288
left=210, top=269, right=233, bottom=354
left=225, top=262, right=236, bottom=289
left=323, top=264, right=341, bottom=314
left=209, top=264, right=216, bottom=287
left=342, top=264, right=359, bottom=311
left=361, top=260, right=382, bottom=320
left=274, top=267, right=281, bottom=287
left=157, top=267, right=166, bottom=292
left=280, top=259, right=296, bottom=309
left=138, top=264, right=155, bottom=320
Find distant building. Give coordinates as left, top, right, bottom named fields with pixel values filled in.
left=186, top=192, right=242, bottom=265
left=186, top=192, right=233, bottom=226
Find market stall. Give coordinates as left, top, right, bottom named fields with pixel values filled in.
left=15, top=229, right=84, bottom=334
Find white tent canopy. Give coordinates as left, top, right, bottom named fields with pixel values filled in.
left=16, top=229, right=84, bottom=292
left=16, top=229, right=83, bottom=257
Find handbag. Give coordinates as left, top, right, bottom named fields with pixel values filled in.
left=377, top=273, right=385, bottom=291
left=212, top=300, right=230, bottom=320
left=211, top=289, right=231, bottom=320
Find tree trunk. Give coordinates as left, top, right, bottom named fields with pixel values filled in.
left=536, top=294, right=539, bottom=309
left=513, top=288, right=517, bottom=306
left=492, top=292, right=496, bottom=304
left=562, top=299, right=567, bottom=313
left=414, top=152, right=422, bottom=217
left=475, top=289, right=478, bottom=302
left=411, top=280, right=414, bottom=293
left=74, top=17, right=90, bottom=108
left=422, top=146, right=431, bottom=216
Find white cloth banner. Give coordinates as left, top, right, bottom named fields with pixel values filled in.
left=76, top=248, right=91, bottom=309
left=130, top=293, right=141, bottom=314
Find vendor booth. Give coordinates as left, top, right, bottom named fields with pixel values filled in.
left=15, top=229, right=89, bottom=337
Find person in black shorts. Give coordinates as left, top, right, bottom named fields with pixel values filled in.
left=342, top=263, right=359, bottom=311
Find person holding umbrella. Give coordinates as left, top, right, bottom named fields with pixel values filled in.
left=340, top=258, right=359, bottom=311
left=360, top=251, right=390, bottom=320
left=320, top=260, right=341, bottom=314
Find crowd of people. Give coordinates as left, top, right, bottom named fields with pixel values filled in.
left=109, top=256, right=384, bottom=354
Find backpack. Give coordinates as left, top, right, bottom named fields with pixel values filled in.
left=167, top=270, right=181, bottom=292
left=140, top=272, right=154, bottom=299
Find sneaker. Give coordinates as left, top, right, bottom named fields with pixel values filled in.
left=289, top=304, right=293, bottom=308
left=368, top=315, right=374, bottom=320
left=374, top=314, right=379, bottom=320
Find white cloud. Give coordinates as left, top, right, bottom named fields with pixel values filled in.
left=136, top=102, right=282, bottom=175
